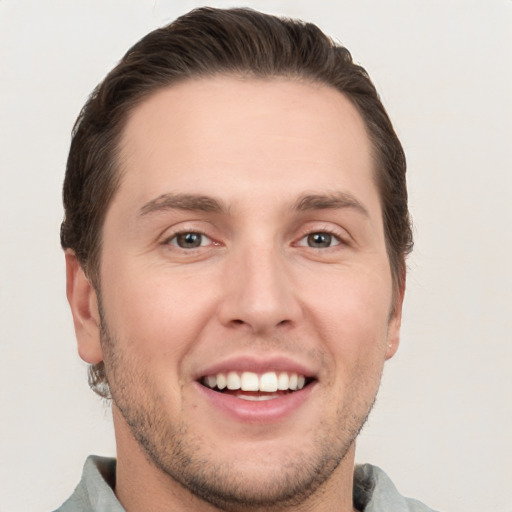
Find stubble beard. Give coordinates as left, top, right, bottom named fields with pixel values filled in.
left=99, top=315, right=377, bottom=512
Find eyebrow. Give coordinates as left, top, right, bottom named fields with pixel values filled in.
left=139, top=193, right=226, bottom=217
left=138, top=191, right=369, bottom=218
left=294, top=192, right=369, bottom=217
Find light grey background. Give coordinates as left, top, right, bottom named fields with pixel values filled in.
left=1, top=1, right=511, bottom=511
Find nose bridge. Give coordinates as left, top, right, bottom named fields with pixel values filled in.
left=219, top=237, right=300, bottom=332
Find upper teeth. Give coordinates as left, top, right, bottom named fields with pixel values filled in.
left=203, top=371, right=306, bottom=392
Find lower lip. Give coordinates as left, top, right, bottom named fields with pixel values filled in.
left=195, top=382, right=317, bottom=423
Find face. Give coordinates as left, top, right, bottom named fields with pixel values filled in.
left=70, top=76, right=402, bottom=510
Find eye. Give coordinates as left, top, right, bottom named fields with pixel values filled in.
left=168, top=232, right=211, bottom=249
left=300, top=232, right=341, bottom=249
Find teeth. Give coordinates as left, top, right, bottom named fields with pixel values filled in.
left=205, top=375, right=217, bottom=388
left=260, top=372, right=278, bottom=392
left=216, top=373, right=227, bottom=390
left=202, top=371, right=308, bottom=392
left=277, top=372, right=289, bottom=390
left=226, top=371, right=241, bottom=390
left=241, top=371, right=259, bottom=391
left=237, top=393, right=279, bottom=401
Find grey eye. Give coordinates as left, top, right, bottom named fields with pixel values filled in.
left=307, top=232, right=334, bottom=248
left=173, top=232, right=205, bottom=248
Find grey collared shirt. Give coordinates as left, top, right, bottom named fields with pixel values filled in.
left=54, top=456, right=439, bottom=511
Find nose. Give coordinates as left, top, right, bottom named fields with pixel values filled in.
left=217, top=243, right=302, bottom=334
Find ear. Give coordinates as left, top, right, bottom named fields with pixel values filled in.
left=65, top=250, right=103, bottom=364
left=385, top=281, right=405, bottom=361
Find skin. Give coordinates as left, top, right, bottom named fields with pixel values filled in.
left=66, top=76, right=403, bottom=512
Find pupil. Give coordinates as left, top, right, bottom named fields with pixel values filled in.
left=308, top=233, right=331, bottom=248
left=177, top=232, right=202, bottom=248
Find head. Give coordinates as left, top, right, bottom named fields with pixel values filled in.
left=62, top=7, right=413, bottom=510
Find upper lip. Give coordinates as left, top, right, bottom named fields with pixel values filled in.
left=194, top=355, right=318, bottom=381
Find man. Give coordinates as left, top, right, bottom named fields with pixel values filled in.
left=57, top=6, right=435, bottom=512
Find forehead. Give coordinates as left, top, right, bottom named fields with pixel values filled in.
left=115, top=76, right=377, bottom=214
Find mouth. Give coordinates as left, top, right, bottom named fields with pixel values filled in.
left=200, top=371, right=315, bottom=401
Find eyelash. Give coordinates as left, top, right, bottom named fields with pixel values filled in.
left=295, top=228, right=345, bottom=249
left=164, top=230, right=214, bottom=250
left=163, top=227, right=347, bottom=252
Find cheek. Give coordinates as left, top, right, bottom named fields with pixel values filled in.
left=302, top=264, right=392, bottom=357
left=100, top=264, right=218, bottom=363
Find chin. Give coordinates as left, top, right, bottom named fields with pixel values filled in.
left=149, top=436, right=348, bottom=510
left=116, top=394, right=360, bottom=510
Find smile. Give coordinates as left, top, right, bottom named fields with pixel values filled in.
left=201, top=371, right=312, bottom=401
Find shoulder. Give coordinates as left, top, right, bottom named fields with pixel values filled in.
left=52, top=456, right=123, bottom=512
left=354, top=464, right=440, bottom=512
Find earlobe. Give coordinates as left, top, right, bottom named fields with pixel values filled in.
left=385, top=282, right=405, bottom=361
left=385, top=318, right=401, bottom=360
left=65, top=250, right=103, bottom=364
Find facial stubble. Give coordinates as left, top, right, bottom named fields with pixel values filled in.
left=98, top=307, right=379, bottom=511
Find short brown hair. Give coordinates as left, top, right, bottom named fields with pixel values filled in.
left=61, top=7, right=413, bottom=397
